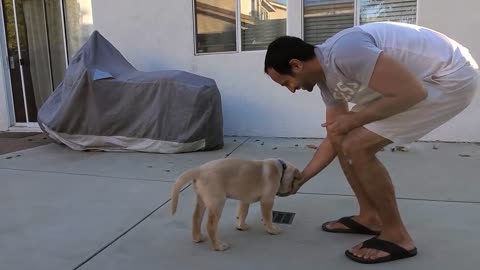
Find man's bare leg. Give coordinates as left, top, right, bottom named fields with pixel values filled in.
left=342, top=128, right=415, bottom=260
left=325, top=137, right=381, bottom=232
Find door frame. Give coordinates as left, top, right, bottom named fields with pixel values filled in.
left=0, top=0, right=16, bottom=130
left=0, top=0, right=69, bottom=131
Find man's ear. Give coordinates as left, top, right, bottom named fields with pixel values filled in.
left=289, top=59, right=303, bottom=73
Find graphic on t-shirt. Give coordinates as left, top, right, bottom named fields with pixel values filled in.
left=333, top=81, right=366, bottom=101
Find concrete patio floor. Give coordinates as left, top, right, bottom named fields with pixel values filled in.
left=1, top=136, right=479, bottom=270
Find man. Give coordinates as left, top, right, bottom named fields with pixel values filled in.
left=264, top=22, right=478, bottom=264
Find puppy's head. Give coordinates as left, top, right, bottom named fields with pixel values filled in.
left=276, top=160, right=302, bottom=196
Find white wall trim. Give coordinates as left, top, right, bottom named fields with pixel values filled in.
left=287, top=0, right=302, bottom=37
left=415, top=0, right=420, bottom=25
left=8, top=125, right=41, bottom=133
left=354, top=0, right=360, bottom=26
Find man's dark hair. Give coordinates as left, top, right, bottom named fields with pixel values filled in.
left=264, top=36, right=316, bottom=75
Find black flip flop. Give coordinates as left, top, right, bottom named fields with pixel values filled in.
left=345, top=237, right=418, bottom=264
left=322, top=216, right=380, bottom=235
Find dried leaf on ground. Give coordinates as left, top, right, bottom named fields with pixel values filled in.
left=307, top=144, right=318, bottom=149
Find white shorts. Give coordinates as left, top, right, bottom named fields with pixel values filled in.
left=353, top=63, right=479, bottom=144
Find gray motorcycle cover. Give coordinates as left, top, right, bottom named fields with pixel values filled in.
left=38, top=31, right=224, bottom=153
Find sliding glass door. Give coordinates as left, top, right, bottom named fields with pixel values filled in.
left=1, top=0, right=93, bottom=125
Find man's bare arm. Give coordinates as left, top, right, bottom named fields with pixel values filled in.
left=291, top=101, right=348, bottom=193
left=352, top=52, right=427, bottom=127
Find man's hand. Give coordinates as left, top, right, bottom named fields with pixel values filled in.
left=277, top=176, right=306, bottom=197
left=322, top=112, right=360, bottom=135
left=289, top=177, right=306, bottom=195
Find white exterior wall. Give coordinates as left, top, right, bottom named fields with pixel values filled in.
left=91, top=0, right=317, bottom=138
left=417, top=0, right=480, bottom=142
left=90, top=0, right=480, bottom=141
left=1, top=0, right=479, bottom=141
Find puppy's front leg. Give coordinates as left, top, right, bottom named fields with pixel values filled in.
left=236, top=201, right=250, bottom=231
left=260, top=199, right=281, bottom=235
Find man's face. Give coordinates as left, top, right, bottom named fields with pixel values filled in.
left=266, top=60, right=317, bottom=93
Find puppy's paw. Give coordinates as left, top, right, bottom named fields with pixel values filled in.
left=192, top=234, right=206, bottom=243
left=214, top=241, right=230, bottom=251
left=236, top=223, right=250, bottom=231
left=266, top=225, right=282, bottom=235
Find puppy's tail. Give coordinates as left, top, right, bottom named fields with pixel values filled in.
left=171, top=168, right=199, bottom=215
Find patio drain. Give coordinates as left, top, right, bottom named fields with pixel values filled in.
left=272, top=211, right=295, bottom=224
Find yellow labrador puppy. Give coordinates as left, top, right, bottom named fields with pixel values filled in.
left=171, top=158, right=301, bottom=251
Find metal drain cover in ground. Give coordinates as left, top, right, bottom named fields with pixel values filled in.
left=272, top=211, right=295, bottom=224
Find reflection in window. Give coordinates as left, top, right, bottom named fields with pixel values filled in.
left=359, top=0, right=417, bottom=25
left=194, top=0, right=237, bottom=54
left=46, top=0, right=66, bottom=88
left=64, top=0, right=94, bottom=60
left=240, top=0, right=287, bottom=51
left=303, top=0, right=417, bottom=45
left=303, top=0, right=354, bottom=45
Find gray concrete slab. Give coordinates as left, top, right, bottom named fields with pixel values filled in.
left=227, top=137, right=480, bottom=202
left=0, top=168, right=175, bottom=270
left=77, top=187, right=480, bottom=270
left=2, top=136, right=479, bottom=270
left=0, top=136, right=247, bottom=182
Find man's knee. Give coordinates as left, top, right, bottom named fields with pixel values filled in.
left=342, top=137, right=369, bottom=160
left=344, top=127, right=390, bottom=154
left=328, top=133, right=367, bottom=158
left=341, top=134, right=381, bottom=162
left=327, top=132, right=343, bottom=154
left=331, top=128, right=389, bottom=160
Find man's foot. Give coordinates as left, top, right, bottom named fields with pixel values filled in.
left=213, top=241, right=230, bottom=251
left=346, top=233, right=417, bottom=264
left=192, top=233, right=206, bottom=243
left=236, top=223, right=250, bottom=231
left=265, top=224, right=282, bottom=235
left=322, top=215, right=381, bottom=235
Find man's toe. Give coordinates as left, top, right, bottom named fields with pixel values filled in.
left=368, top=249, right=379, bottom=260
left=363, top=249, right=374, bottom=259
left=350, top=243, right=363, bottom=253
left=353, top=249, right=364, bottom=258
left=327, top=221, right=348, bottom=230
left=376, top=250, right=390, bottom=259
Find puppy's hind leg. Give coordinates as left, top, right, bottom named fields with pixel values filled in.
left=206, top=198, right=229, bottom=251
left=236, top=201, right=250, bottom=231
left=260, top=199, right=281, bottom=235
left=192, top=195, right=206, bottom=243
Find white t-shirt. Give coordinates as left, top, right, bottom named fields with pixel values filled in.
left=315, top=21, right=476, bottom=107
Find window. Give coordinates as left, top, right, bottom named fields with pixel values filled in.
left=193, top=0, right=287, bottom=54
left=241, top=0, right=287, bottom=51
left=194, top=0, right=237, bottom=53
left=359, top=0, right=416, bottom=24
left=303, top=0, right=354, bottom=45
left=64, top=0, right=94, bottom=60
left=304, top=0, right=417, bottom=45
